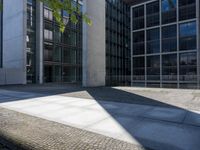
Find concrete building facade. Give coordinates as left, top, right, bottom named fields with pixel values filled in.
left=0, top=0, right=131, bottom=87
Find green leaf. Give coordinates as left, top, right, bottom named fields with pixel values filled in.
left=0, top=0, right=92, bottom=32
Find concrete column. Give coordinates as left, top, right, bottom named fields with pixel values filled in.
left=36, top=2, right=44, bottom=84
left=2, top=0, right=26, bottom=84
left=82, top=0, right=106, bottom=87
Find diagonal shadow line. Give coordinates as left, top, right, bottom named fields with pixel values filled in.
left=0, top=84, right=200, bottom=150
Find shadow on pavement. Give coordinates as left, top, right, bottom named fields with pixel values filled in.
left=0, top=84, right=200, bottom=150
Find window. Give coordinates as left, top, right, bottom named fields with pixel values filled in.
left=44, top=29, right=53, bottom=40
left=54, top=27, right=61, bottom=43
left=63, top=10, right=69, bottom=25
left=63, top=66, right=76, bottom=82
left=44, top=65, right=53, bottom=82
left=162, top=0, right=176, bottom=24
left=43, top=3, right=83, bottom=84
left=44, top=43, right=53, bottom=61
left=63, top=48, right=76, bottom=64
left=44, top=8, right=53, bottom=21
left=132, top=6, right=144, bottom=30
left=147, top=28, right=160, bottom=54
left=27, top=1, right=36, bottom=83
left=162, top=25, right=177, bottom=52
left=146, top=1, right=159, bottom=27
left=147, top=55, right=160, bottom=80
left=179, top=0, right=196, bottom=21
left=179, top=22, right=196, bottom=51
left=180, top=52, right=197, bottom=81
left=132, top=57, right=145, bottom=80
left=162, top=54, right=177, bottom=81
left=132, top=31, right=145, bottom=55
left=53, top=46, right=62, bottom=62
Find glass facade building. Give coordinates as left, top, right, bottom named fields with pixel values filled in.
left=43, top=1, right=82, bottom=84
left=106, top=0, right=131, bottom=86
left=27, top=0, right=36, bottom=83
left=25, top=0, right=83, bottom=84
left=131, top=0, right=199, bottom=88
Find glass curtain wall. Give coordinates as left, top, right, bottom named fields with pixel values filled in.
left=27, top=0, right=36, bottom=83
left=106, top=0, right=131, bottom=86
left=131, top=0, right=198, bottom=88
left=43, top=0, right=82, bottom=83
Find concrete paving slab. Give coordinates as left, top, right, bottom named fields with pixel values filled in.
left=184, top=110, right=200, bottom=127
left=132, top=119, right=200, bottom=150
left=141, top=107, right=187, bottom=123
left=98, top=101, right=153, bottom=117
left=1, top=88, right=200, bottom=150
left=0, top=89, right=42, bottom=98
left=85, top=116, right=141, bottom=145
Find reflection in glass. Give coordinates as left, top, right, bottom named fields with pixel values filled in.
left=132, top=6, right=144, bottom=30
left=180, top=52, right=197, bottom=81
left=162, top=0, right=176, bottom=24
left=147, top=55, right=160, bottom=80
left=162, top=25, right=177, bottom=52
left=132, top=31, right=145, bottom=55
left=162, top=54, right=177, bottom=81
left=147, top=28, right=160, bottom=54
left=179, top=0, right=196, bottom=21
left=146, top=1, right=159, bottom=27
left=179, top=21, right=196, bottom=51
left=132, top=57, right=145, bottom=81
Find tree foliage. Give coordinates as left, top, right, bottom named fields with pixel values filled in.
left=39, top=0, right=92, bottom=32
left=0, top=0, right=92, bottom=32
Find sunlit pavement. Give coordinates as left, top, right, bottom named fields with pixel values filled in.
left=0, top=86, right=200, bottom=150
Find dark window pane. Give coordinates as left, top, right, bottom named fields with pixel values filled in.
left=132, top=6, right=144, bottom=30
left=179, top=22, right=196, bottom=51
left=162, top=25, right=177, bottom=52
left=179, top=0, right=196, bottom=21
left=132, top=57, right=145, bottom=80
left=147, top=55, right=160, bottom=80
left=132, top=31, right=145, bottom=55
left=147, top=28, right=160, bottom=54
left=162, top=0, right=177, bottom=24
left=162, top=54, right=177, bottom=81
left=146, top=1, right=159, bottom=27
left=180, top=52, right=197, bottom=81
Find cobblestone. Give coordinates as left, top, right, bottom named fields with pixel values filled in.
left=0, top=107, right=147, bottom=150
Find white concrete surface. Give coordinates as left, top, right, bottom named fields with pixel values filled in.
left=1, top=0, right=26, bottom=85
left=0, top=89, right=200, bottom=150
left=82, top=0, right=106, bottom=87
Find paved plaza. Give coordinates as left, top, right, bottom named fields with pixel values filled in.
left=0, top=84, right=200, bottom=150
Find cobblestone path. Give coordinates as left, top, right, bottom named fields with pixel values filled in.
left=0, top=107, right=147, bottom=150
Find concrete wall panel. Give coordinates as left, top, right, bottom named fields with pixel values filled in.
left=2, top=0, right=26, bottom=84
left=82, top=0, right=106, bottom=87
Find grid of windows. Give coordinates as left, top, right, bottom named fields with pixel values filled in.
left=43, top=1, right=82, bottom=83
left=27, top=0, right=36, bottom=83
left=106, top=0, right=131, bottom=86
left=131, top=0, right=198, bottom=89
